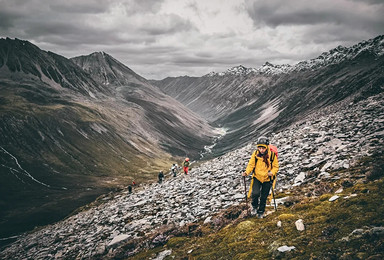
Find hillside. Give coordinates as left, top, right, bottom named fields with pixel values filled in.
left=1, top=89, right=383, bottom=259
left=0, top=38, right=216, bottom=242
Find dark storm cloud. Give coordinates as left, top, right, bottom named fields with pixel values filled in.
left=0, top=10, right=20, bottom=30
left=0, top=0, right=175, bottom=51
left=245, top=0, right=384, bottom=33
left=50, top=1, right=109, bottom=14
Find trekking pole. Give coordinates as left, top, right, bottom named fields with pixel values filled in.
left=243, top=175, right=248, bottom=204
left=243, top=175, right=249, bottom=216
left=269, top=176, right=277, bottom=211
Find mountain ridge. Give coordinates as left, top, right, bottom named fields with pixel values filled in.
left=205, top=35, right=384, bottom=77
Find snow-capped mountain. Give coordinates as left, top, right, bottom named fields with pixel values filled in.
left=152, top=35, right=384, bottom=156
left=206, top=62, right=293, bottom=76
left=295, top=35, right=384, bottom=71
left=206, top=35, right=384, bottom=77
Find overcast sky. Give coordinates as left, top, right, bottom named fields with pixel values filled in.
left=1, top=0, right=384, bottom=79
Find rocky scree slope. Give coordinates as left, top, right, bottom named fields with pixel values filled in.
left=0, top=38, right=215, bottom=242
left=153, top=35, right=384, bottom=156
left=1, top=91, right=383, bottom=259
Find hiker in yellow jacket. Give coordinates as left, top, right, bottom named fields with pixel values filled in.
left=242, top=136, right=279, bottom=218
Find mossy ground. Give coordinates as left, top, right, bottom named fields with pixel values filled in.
left=128, top=153, right=384, bottom=259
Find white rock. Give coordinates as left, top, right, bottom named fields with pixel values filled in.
left=335, top=188, right=343, bottom=194
left=293, top=172, right=306, bottom=184
left=277, top=221, right=282, bottom=227
left=277, top=245, right=296, bottom=252
left=329, top=195, right=340, bottom=202
left=318, top=171, right=331, bottom=179
left=233, top=193, right=245, bottom=200
left=295, top=219, right=305, bottom=231
left=204, top=216, right=212, bottom=224
left=154, top=249, right=172, bottom=260
left=320, top=161, right=333, bottom=172
left=343, top=194, right=358, bottom=199
left=108, top=234, right=129, bottom=247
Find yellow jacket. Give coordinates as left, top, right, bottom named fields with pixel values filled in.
left=245, top=148, right=279, bottom=183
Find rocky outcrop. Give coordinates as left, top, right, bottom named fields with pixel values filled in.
left=1, top=90, right=383, bottom=259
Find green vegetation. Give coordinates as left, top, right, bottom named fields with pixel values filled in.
left=129, top=154, right=384, bottom=259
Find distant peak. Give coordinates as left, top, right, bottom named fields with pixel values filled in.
left=89, top=51, right=109, bottom=57
left=206, top=65, right=257, bottom=77
left=263, top=61, right=274, bottom=66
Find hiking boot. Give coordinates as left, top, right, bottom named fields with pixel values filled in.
left=257, top=212, right=264, bottom=219
left=251, top=208, right=257, bottom=216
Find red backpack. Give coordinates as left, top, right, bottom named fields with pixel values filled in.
left=269, top=144, right=278, bottom=162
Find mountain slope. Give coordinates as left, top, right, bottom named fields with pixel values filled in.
left=0, top=38, right=215, bottom=241
left=71, top=51, right=215, bottom=156
left=1, top=90, right=383, bottom=259
left=152, top=35, right=384, bottom=156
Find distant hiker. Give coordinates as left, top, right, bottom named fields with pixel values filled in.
left=242, top=136, right=279, bottom=218
left=183, top=158, right=190, bottom=175
left=132, top=180, right=136, bottom=186
left=158, top=171, right=164, bottom=184
left=128, top=185, right=132, bottom=194
left=171, top=163, right=178, bottom=177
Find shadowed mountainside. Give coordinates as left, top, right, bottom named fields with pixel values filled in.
left=0, top=38, right=215, bottom=241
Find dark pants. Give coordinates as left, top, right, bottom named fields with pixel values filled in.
left=251, top=178, right=272, bottom=213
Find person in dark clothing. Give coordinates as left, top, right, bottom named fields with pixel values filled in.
left=128, top=185, right=132, bottom=194
left=158, top=171, right=164, bottom=184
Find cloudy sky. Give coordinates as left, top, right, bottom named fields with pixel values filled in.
left=1, top=0, right=384, bottom=79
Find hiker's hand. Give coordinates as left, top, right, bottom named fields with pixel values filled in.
left=267, top=171, right=273, bottom=177
left=242, top=172, right=247, bottom=176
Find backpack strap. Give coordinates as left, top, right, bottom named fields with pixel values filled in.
left=254, top=149, right=275, bottom=163
left=270, top=151, right=275, bottom=163
left=253, top=149, right=275, bottom=173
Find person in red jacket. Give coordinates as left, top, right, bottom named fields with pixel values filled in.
left=183, top=158, right=190, bottom=175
